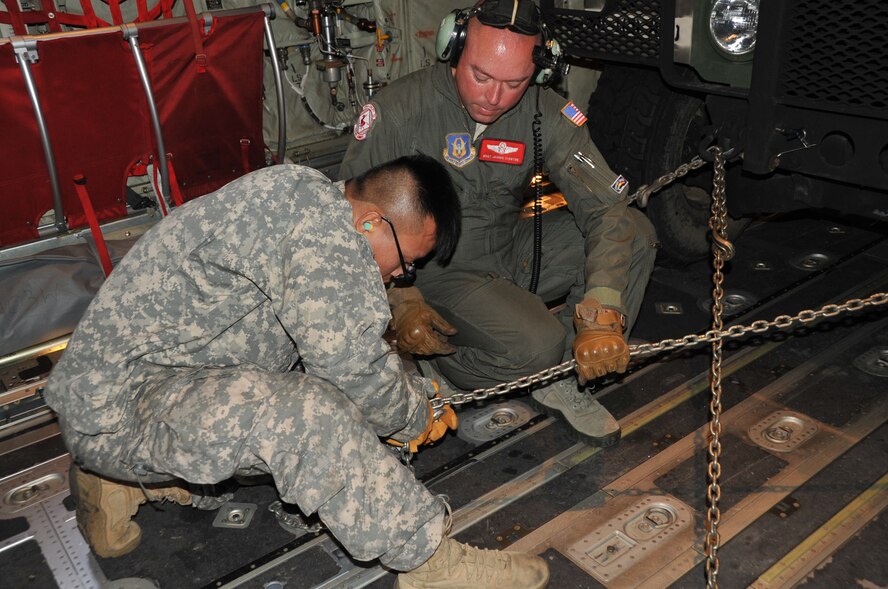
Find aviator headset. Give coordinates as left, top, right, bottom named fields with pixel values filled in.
left=435, top=0, right=565, bottom=87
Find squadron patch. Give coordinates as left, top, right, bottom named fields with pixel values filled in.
left=561, top=101, right=588, bottom=127
left=443, top=133, right=476, bottom=168
left=611, top=174, right=628, bottom=194
left=479, top=139, right=525, bottom=165
left=353, top=103, right=377, bottom=140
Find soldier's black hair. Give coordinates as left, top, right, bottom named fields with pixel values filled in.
left=352, top=154, right=462, bottom=264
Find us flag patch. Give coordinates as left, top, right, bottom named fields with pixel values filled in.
left=561, top=102, right=587, bottom=126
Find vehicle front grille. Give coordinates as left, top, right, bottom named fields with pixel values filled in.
left=780, top=0, right=888, bottom=115
left=541, top=0, right=661, bottom=65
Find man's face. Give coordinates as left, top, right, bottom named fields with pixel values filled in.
left=368, top=215, right=437, bottom=285
left=453, top=20, right=537, bottom=124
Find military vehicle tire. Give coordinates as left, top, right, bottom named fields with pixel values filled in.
left=588, top=65, right=750, bottom=267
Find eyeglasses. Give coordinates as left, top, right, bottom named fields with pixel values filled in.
left=380, top=216, right=417, bottom=287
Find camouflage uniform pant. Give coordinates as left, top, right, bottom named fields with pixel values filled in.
left=61, top=365, right=444, bottom=571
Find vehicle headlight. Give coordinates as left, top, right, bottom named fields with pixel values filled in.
left=709, top=0, right=759, bottom=56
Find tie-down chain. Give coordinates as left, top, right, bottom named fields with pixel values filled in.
left=424, top=147, right=887, bottom=587
left=428, top=288, right=888, bottom=411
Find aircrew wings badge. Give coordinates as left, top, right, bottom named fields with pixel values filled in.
left=353, top=103, right=376, bottom=140
left=443, top=133, right=476, bottom=168
left=561, top=101, right=587, bottom=126
left=479, top=139, right=525, bottom=165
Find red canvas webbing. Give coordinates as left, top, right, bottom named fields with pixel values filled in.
left=240, top=138, right=252, bottom=175
left=107, top=0, right=124, bottom=25
left=181, top=0, right=208, bottom=72
left=149, top=162, right=171, bottom=216
left=138, top=11, right=266, bottom=201
left=1, top=0, right=184, bottom=36
left=0, top=0, right=102, bottom=35
left=166, top=157, right=186, bottom=207
left=136, top=0, right=175, bottom=23
left=73, top=176, right=115, bottom=277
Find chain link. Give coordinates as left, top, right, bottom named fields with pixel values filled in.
left=429, top=289, right=888, bottom=411
left=704, top=146, right=729, bottom=588
left=628, top=155, right=708, bottom=208
left=628, top=291, right=888, bottom=359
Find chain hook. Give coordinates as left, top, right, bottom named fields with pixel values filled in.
left=700, top=128, right=744, bottom=162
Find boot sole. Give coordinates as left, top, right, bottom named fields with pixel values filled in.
left=529, top=397, right=622, bottom=448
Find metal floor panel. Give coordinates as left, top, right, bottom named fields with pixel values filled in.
left=0, top=454, right=105, bottom=589
left=508, top=315, right=888, bottom=588
left=749, top=471, right=888, bottom=589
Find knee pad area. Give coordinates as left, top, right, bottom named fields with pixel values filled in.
left=487, top=322, right=566, bottom=377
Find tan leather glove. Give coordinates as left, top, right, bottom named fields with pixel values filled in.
left=572, top=297, right=629, bottom=385
left=387, top=385, right=458, bottom=453
left=388, top=286, right=458, bottom=356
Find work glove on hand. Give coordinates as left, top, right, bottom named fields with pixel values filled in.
left=387, top=384, right=458, bottom=453
left=388, top=286, right=458, bottom=356
left=572, top=297, right=630, bottom=385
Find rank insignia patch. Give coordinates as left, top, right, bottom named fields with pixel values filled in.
left=443, top=133, right=476, bottom=168
left=479, top=139, right=526, bottom=165
left=561, top=101, right=588, bottom=126
left=353, top=103, right=376, bottom=140
left=611, top=174, right=628, bottom=193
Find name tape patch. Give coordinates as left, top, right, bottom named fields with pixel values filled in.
left=479, top=139, right=525, bottom=165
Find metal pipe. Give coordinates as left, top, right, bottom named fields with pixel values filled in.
left=264, top=15, right=287, bottom=163
left=0, top=335, right=69, bottom=369
left=124, top=26, right=171, bottom=203
left=11, top=38, right=67, bottom=234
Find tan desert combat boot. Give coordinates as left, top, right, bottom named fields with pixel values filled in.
left=70, top=465, right=192, bottom=558
left=396, top=535, right=549, bottom=589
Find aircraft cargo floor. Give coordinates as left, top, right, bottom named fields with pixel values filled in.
left=1, top=210, right=886, bottom=589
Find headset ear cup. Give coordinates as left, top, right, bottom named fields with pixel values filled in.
left=533, top=38, right=562, bottom=86
left=437, top=9, right=470, bottom=66
left=436, top=10, right=459, bottom=62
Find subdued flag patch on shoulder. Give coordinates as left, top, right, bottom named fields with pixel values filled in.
left=561, top=101, right=587, bottom=127
left=353, top=103, right=377, bottom=140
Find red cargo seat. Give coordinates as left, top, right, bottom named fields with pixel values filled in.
left=0, top=3, right=268, bottom=248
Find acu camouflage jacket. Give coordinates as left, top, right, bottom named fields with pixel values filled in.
left=46, top=165, right=432, bottom=443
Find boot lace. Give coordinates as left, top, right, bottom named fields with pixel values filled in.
left=557, top=379, right=596, bottom=411
left=456, top=543, right=513, bottom=583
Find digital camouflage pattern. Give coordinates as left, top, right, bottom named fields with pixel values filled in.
left=46, top=165, right=444, bottom=570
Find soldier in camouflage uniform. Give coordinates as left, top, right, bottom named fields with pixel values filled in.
left=45, top=156, right=549, bottom=588
left=340, top=0, right=658, bottom=448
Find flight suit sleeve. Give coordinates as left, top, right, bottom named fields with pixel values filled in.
left=541, top=91, right=635, bottom=313
left=340, top=101, right=408, bottom=181
left=271, top=186, right=433, bottom=442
